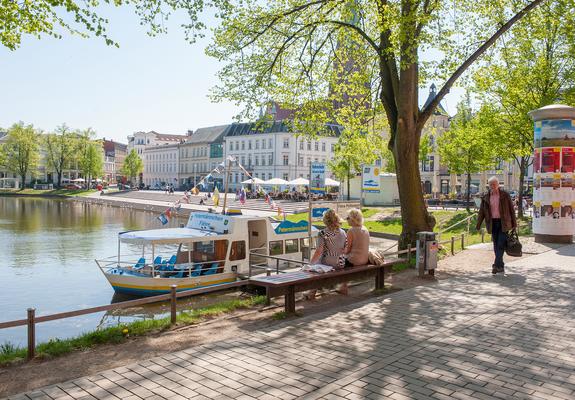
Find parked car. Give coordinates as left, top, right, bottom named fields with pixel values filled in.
left=65, top=184, right=82, bottom=190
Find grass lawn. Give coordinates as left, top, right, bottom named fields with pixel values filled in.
left=287, top=208, right=532, bottom=241
left=0, top=188, right=97, bottom=197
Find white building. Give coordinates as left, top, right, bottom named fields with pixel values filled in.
left=127, top=131, right=187, bottom=158
left=223, top=121, right=342, bottom=190
left=143, top=143, right=180, bottom=188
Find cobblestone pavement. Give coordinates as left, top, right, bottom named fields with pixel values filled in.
left=5, top=245, right=575, bottom=400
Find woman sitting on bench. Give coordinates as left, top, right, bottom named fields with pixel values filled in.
left=305, top=209, right=347, bottom=300
left=344, top=208, right=370, bottom=267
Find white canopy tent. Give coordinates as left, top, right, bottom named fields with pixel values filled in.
left=263, top=178, right=289, bottom=185
left=325, top=178, right=340, bottom=187
left=288, top=177, right=309, bottom=185
left=72, top=178, right=85, bottom=183
left=241, top=177, right=265, bottom=184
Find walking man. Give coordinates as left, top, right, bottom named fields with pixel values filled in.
left=476, top=176, right=517, bottom=274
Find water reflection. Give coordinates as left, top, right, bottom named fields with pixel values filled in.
left=0, top=196, right=194, bottom=345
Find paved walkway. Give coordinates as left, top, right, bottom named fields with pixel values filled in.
left=5, top=245, right=575, bottom=400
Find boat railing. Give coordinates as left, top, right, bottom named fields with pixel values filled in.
left=95, top=257, right=228, bottom=278
left=248, top=252, right=309, bottom=278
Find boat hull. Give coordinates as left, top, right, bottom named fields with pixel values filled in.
left=103, top=271, right=239, bottom=297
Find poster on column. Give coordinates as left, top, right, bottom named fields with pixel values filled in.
left=541, top=148, right=561, bottom=173
left=534, top=149, right=541, bottom=173
left=534, top=201, right=541, bottom=218
left=561, top=202, right=575, bottom=218
left=310, top=162, right=326, bottom=194
left=561, top=148, right=575, bottom=172
left=534, top=121, right=542, bottom=148
left=540, top=119, right=575, bottom=147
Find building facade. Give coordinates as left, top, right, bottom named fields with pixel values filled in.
left=222, top=121, right=342, bottom=191
left=178, top=125, right=228, bottom=190
left=418, top=84, right=522, bottom=196
left=127, top=131, right=187, bottom=158
left=143, top=143, right=180, bottom=188
left=103, top=139, right=128, bottom=183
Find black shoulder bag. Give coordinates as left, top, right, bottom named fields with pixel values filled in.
left=505, top=229, right=522, bottom=257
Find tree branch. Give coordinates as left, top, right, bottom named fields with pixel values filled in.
left=418, top=0, right=549, bottom=131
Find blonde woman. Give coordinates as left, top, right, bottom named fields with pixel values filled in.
left=305, top=209, right=346, bottom=300
left=344, top=208, right=370, bottom=266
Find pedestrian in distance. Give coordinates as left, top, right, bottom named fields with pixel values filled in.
left=476, top=176, right=517, bottom=274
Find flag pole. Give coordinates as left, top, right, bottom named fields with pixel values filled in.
left=222, top=158, right=232, bottom=215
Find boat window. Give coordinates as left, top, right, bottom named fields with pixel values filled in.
left=269, top=240, right=283, bottom=256
left=192, top=240, right=229, bottom=262
left=230, top=241, right=246, bottom=261
left=300, top=238, right=310, bottom=248
left=285, top=239, right=298, bottom=254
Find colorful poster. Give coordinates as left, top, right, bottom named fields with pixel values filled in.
left=534, top=149, right=541, bottom=173
left=534, top=121, right=542, bottom=148
left=310, top=162, right=326, bottom=194
left=553, top=173, right=561, bottom=190
left=561, top=148, right=575, bottom=172
left=540, top=119, right=575, bottom=147
left=552, top=201, right=561, bottom=219
left=534, top=174, right=541, bottom=188
left=561, top=174, right=573, bottom=189
left=541, top=204, right=554, bottom=218
left=534, top=201, right=541, bottom=218
left=541, top=148, right=561, bottom=172
left=362, top=165, right=381, bottom=193
left=541, top=174, right=555, bottom=188
left=561, top=203, right=574, bottom=218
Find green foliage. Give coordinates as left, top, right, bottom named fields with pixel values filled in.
left=44, top=124, right=79, bottom=187
left=0, top=122, right=40, bottom=187
left=437, top=95, right=494, bottom=201
left=122, top=149, right=144, bottom=184
left=0, top=0, right=225, bottom=51
left=76, top=129, right=103, bottom=185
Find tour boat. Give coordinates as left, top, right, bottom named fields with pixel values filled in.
left=96, top=211, right=317, bottom=296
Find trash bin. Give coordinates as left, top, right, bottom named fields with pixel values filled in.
left=416, top=231, right=438, bottom=277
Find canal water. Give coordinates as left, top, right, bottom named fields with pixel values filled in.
left=0, top=196, right=240, bottom=347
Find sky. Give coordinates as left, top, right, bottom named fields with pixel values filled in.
left=0, top=6, right=464, bottom=143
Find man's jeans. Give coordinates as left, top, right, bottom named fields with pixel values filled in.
left=491, top=219, right=506, bottom=268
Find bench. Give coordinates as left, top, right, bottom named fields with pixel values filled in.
left=248, top=260, right=402, bottom=314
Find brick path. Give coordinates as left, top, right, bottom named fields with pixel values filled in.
left=5, top=245, right=575, bottom=400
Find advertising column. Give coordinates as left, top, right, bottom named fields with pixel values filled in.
left=529, top=104, right=575, bottom=243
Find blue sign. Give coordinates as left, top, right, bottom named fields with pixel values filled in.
left=275, top=220, right=309, bottom=235
left=310, top=162, right=326, bottom=194
left=312, top=207, right=329, bottom=218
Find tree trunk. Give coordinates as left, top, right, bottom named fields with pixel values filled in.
left=466, top=172, right=471, bottom=212
left=346, top=166, right=351, bottom=201
left=20, top=173, right=26, bottom=190
left=394, top=123, right=433, bottom=249
left=517, top=156, right=528, bottom=218
left=57, top=172, right=62, bottom=188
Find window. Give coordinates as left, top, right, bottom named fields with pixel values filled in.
left=322, top=142, right=326, bottom=152
left=421, top=156, right=435, bottom=172
left=241, top=142, right=245, bottom=150
left=262, top=140, right=266, bottom=150
left=255, top=155, right=259, bottom=166
left=314, top=142, right=319, bottom=151
left=285, top=239, right=299, bottom=254
left=441, top=180, right=450, bottom=195
left=230, top=241, right=246, bottom=261
left=268, top=173, right=272, bottom=180
left=283, top=155, right=289, bottom=165
left=261, top=156, right=265, bottom=166
left=283, top=138, right=289, bottom=148
left=235, top=142, right=239, bottom=151
left=193, top=240, right=229, bottom=262
left=255, top=140, right=260, bottom=150
left=298, top=155, right=303, bottom=166
left=307, top=141, right=311, bottom=151
left=307, top=157, right=311, bottom=166
left=300, top=141, right=304, bottom=150
left=269, top=240, right=283, bottom=256
left=268, top=154, right=273, bottom=165
left=331, top=144, right=335, bottom=152
left=248, top=140, right=252, bottom=150
left=269, top=138, right=273, bottom=148
left=283, top=173, right=289, bottom=181
left=248, top=155, right=252, bottom=166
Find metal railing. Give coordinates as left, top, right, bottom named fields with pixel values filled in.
left=95, top=257, right=227, bottom=278
left=248, top=252, right=309, bottom=277
left=0, top=281, right=246, bottom=361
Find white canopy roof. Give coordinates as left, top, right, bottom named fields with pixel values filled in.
left=264, top=178, right=289, bottom=185
left=288, top=177, right=309, bottom=185
left=72, top=178, right=85, bottom=182
left=325, top=178, right=340, bottom=186
left=119, top=228, right=220, bottom=244
left=241, top=177, right=265, bottom=184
